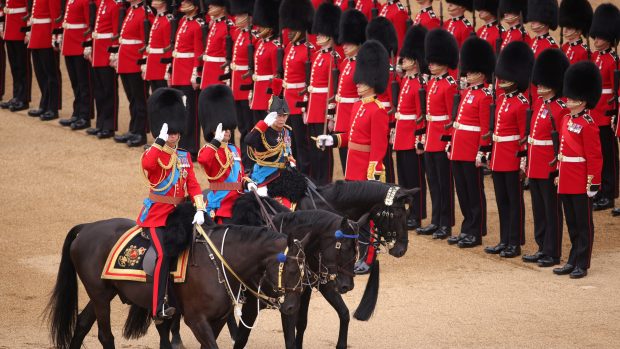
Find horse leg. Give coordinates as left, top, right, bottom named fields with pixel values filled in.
left=281, top=312, right=298, bottom=349
left=226, top=313, right=238, bottom=343
left=69, top=301, right=96, bottom=349
left=185, top=316, right=219, bottom=349
left=320, top=286, right=350, bottom=349
left=92, top=300, right=116, bottom=349
left=232, top=299, right=258, bottom=349
left=170, top=314, right=185, bottom=349
left=155, top=319, right=174, bottom=349
left=212, top=318, right=227, bottom=339
left=294, top=287, right=313, bottom=349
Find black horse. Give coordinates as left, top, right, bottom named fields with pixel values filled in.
left=46, top=203, right=308, bottom=349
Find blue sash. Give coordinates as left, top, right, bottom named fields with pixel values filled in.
left=138, top=156, right=181, bottom=223
left=251, top=129, right=291, bottom=184
left=207, top=145, right=241, bottom=214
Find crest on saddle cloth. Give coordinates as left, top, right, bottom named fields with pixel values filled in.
left=101, top=226, right=190, bottom=283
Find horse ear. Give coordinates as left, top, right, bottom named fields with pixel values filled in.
left=355, top=212, right=371, bottom=230
left=395, top=188, right=420, bottom=203
left=300, top=232, right=312, bottom=247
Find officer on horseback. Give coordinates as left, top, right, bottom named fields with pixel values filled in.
left=137, top=88, right=206, bottom=321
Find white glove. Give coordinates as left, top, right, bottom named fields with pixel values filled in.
left=214, top=123, right=225, bottom=142
left=316, top=134, right=334, bottom=148
left=289, top=160, right=296, bottom=168
left=190, top=67, right=198, bottom=85
left=520, top=157, right=527, bottom=173
left=192, top=210, right=205, bottom=225
left=0, top=23, right=5, bottom=37
left=256, top=186, right=268, bottom=197
left=475, top=151, right=488, bottom=167
left=445, top=141, right=451, bottom=154
left=247, top=182, right=258, bottom=192
left=158, top=123, right=169, bottom=142
left=264, top=111, right=278, bottom=126
left=83, top=46, right=92, bottom=60
left=587, top=191, right=598, bottom=198
left=164, top=63, right=171, bottom=81
left=24, top=30, right=31, bottom=44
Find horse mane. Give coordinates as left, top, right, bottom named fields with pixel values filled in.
left=166, top=202, right=214, bottom=255
left=319, top=180, right=390, bottom=208
left=231, top=193, right=290, bottom=226
left=272, top=210, right=341, bottom=236
left=217, top=224, right=284, bottom=244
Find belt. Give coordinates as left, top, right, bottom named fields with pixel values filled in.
left=426, top=114, right=449, bottom=122
left=396, top=113, right=417, bottom=121
left=63, top=23, right=88, bottom=29
left=147, top=47, right=165, bottom=54
left=4, top=7, right=27, bottom=14
left=308, top=86, right=328, bottom=93
left=492, top=134, right=520, bottom=142
left=558, top=154, right=585, bottom=163
left=283, top=81, right=306, bottom=89
left=382, top=101, right=391, bottom=108
left=31, top=18, right=52, bottom=24
left=209, top=182, right=243, bottom=191
left=120, top=38, right=143, bottom=45
left=93, top=32, right=113, bottom=39
left=528, top=136, right=553, bottom=146
left=454, top=122, right=481, bottom=132
left=231, top=64, right=248, bottom=71
left=173, top=51, right=194, bottom=58
left=253, top=74, right=273, bottom=81
left=148, top=193, right=186, bottom=205
left=336, top=95, right=358, bottom=103
left=602, top=88, right=613, bottom=94
left=204, top=55, right=226, bottom=63
left=349, top=141, right=371, bottom=152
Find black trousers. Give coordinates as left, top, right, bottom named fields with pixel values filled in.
left=32, top=48, right=61, bottom=112
left=598, top=125, right=619, bottom=202
left=338, top=147, right=348, bottom=174
left=173, top=85, right=199, bottom=157
left=93, top=66, right=118, bottom=131
left=492, top=171, right=525, bottom=246
left=235, top=100, right=254, bottom=171
left=424, top=151, right=454, bottom=227
left=0, top=39, right=5, bottom=99
left=396, top=149, right=427, bottom=221
left=148, top=227, right=170, bottom=316
left=65, top=55, right=93, bottom=120
left=383, top=144, right=395, bottom=184
left=288, top=114, right=311, bottom=176
left=149, top=79, right=167, bottom=92
left=5, top=40, right=31, bottom=103
left=529, top=178, right=563, bottom=258
left=307, top=123, right=333, bottom=185
left=561, top=194, right=594, bottom=269
left=120, top=72, right=149, bottom=137
left=452, top=160, right=487, bottom=239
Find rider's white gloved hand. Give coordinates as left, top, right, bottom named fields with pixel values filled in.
left=316, top=134, right=334, bottom=148
left=158, top=123, right=169, bottom=142
left=264, top=111, right=278, bottom=126
left=192, top=210, right=205, bottom=225
left=214, top=123, right=225, bottom=142
left=256, top=186, right=268, bottom=197
left=247, top=182, right=258, bottom=192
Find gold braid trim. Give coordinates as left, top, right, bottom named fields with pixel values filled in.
left=193, top=194, right=206, bottom=211
left=140, top=149, right=179, bottom=193
left=204, top=144, right=234, bottom=181
left=247, top=132, right=288, bottom=168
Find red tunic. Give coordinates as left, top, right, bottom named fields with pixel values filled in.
left=561, top=39, right=590, bottom=65
left=526, top=97, right=569, bottom=179
left=477, top=21, right=501, bottom=53
left=336, top=97, right=389, bottom=180
left=501, top=24, right=532, bottom=50
left=379, top=0, right=408, bottom=52
left=61, top=0, right=90, bottom=56
left=557, top=111, right=602, bottom=194
left=445, top=16, right=473, bottom=48
left=413, top=6, right=441, bottom=30
left=530, top=33, right=558, bottom=58
left=591, top=49, right=616, bottom=127
left=425, top=73, right=457, bottom=152
left=283, top=40, right=315, bottom=115
left=449, top=84, right=492, bottom=161
left=200, top=16, right=237, bottom=89
left=28, top=0, right=61, bottom=49
left=489, top=92, right=528, bottom=172
left=144, top=13, right=172, bottom=81
left=334, top=0, right=374, bottom=20
left=91, top=0, right=122, bottom=68
left=3, top=0, right=28, bottom=41
left=117, top=4, right=153, bottom=74
left=334, top=56, right=358, bottom=133
left=171, top=15, right=204, bottom=86
left=249, top=36, right=278, bottom=110
left=393, top=74, right=423, bottom=151
left=230, top=27, right=255, bottom=101
left=306, top=47, right=339, bottom=124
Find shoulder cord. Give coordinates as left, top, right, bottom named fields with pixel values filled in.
left=139, top=151, right=179, bottom=192
left=204, top=145, right=234, bottom=181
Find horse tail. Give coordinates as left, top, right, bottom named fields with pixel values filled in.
left=123, top=304, right=152, bottom=339
left=46, top=224, right=83, bottom=349
left=353, top=259, right=380, bottom=321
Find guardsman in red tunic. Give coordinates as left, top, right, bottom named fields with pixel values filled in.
left=58, top=0, right=94, bottom=130
left=27, top=0, right=62, bottom=121
left=553, top=62, right=603, bottom=279
left=415, top=29, right=457, bottom=239
left=334, top=9, right=366, bottom=172
left=446, top=37, right=493, bottom=248
left=198, top=85, right=251, bottom=223
left=334, top=0, right=373, bottom=21
left=170, top=0, right=204, bottom=158
left=85, top=0, right=122, bottom=138
left=199, top=0, right=236, bottom=89
left=306, top=3, right=340, bottom=185
left=142, top=0, right=172, bottom=91
left=559, top=0, right=592, bottom=65
left=522, top=49, right=570, bottom=267
left=0, top=8, right=5, bottom=105
left=280, top=0, right=315, bottom=176
left=394, top=25, right=428, bottom=230
left=1, top=0, right=32, bottom=112
left=444, top=0, right=473, bottom=48
left=413, top=0, right=441, bottom=30
left=474, top=0, right=502, bottom=53
left=138, top=88, right=206, bottom=320
left=378, top=0, right=407, bottom=51
left=484, top=41, right=533, bottom=258
left=588, top=4, right=619, bottom=212
left=498, top=0, right=531, bottom=50
left=526, top=0, right=558, bottom=58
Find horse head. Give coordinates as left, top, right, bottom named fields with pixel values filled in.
left=371, top=187, right=419, bottom=258
left=325, top=214, right=369, bottom=294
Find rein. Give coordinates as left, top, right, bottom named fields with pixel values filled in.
left=305, top=177, right=336, bottom=211
left=251, top=189, right=278, bottom=231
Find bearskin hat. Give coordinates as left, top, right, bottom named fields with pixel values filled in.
left=460, top=36, right=495, bottom=82
left=366, top=16, right=399, bottom=56
left=499, top=0, right=527, bottom=19
left=424, top=28, right=459, bottom=69
left=253, top=0, right=280, bottom=30
left=339, top=9, right=367, bottom=45
left=532, top=48, right=569, bottom=95
left=446, top=0, right=473, bottom=11
left=205, top=0, right=229, bottom=8
left=269, top=95, right=290, bottom=115
left=495, top=41, right=534, bottom=92
left=563, top=61, right=602, bottom=109
left=474, top=0, right=498, bottom=14
left=400, top=25, right=428, bottom=74
left=353, top=40, right=390, bottom=94
left=279, top=0, right=314, bottom=32
left=148, top=88, right=187, bottom=138
left=312, top=2, right=341, bottom=38
left=559, top=0, right=593, bottom=34
left=199, top=85, right=237, bottom=139
left=589, top=3, right=620, bottom=43
left=229, top=0, right=254, bottom=15
left=526, top=0, right=558, bottom=30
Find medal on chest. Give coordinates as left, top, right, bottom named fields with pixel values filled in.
left=178, top=155, right=190, bottom=178
left=466, top=93, right=475, bottom=104
left=568, top=121, right=583, bottom=134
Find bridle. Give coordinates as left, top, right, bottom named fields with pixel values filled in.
left=262, top=239, right=306, bottom=301
left=369, top=186, right=408, bottom=250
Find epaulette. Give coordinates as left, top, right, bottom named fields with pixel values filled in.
left=482, top=87, right=492, bottom=96
left=429, top=10, right=437, bottom=18
left=273, top=39, right=281, bottom=46
left=196, top=18, right=206, bottom=25
left=556, top=99, right=567, bottom=109
left=611, top=51, right=619, bottom=60
left=306, top=42, right=315, bottom=50
left=583, top=114, right=594, bottom=123
left=581, top=42, right=589, bottom=50
left=463, top=18, right=472, bottom=27
left=226, top=19, right=234, bottom=27
left=547, top=36, right=557, bottom=45
left=166, top=13, right=174, bottom=21
left=446, top=75, right=457, bottom=85
left=374, top=99, right=384, bottom=109
left=397, top=2, right=405, bottom=11
left=517, top=94, right=529, bottom=104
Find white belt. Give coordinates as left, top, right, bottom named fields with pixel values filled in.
left=558, top=154, right=585, bottom=163
left=204, top=55, right=226, bottom=63
left=308, top=86, right=328, bottom=93
left=31, top=18, right=52, bottom=24
left=492, top=134, right=520, bottom=142
left=602, top=88, right=613, bottom=94
left=120, top=38, right=143, bottom=45
left=284, top=81, right=306, bottom=89
left=426, top=114, right=449, bottom=122
left=147, top=47, right=165, bottom=54
left=4, top=7, right=27, bottom=14
left=231, top=64, right=248, bottom=71
left=396, top=113, right=417, bottom=121
left=93, top=32, right=113, bottom=39
left=63, top=23, right=88, bottom=29
left=253, top=74, right=273, bottom=81
left=454, top=122, right=481, bottom=132
left=173, top=51, right=194, bottom=58
left=336, top=95, right=358, bottom=103
left=528, top=136, right=553, bottom=146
